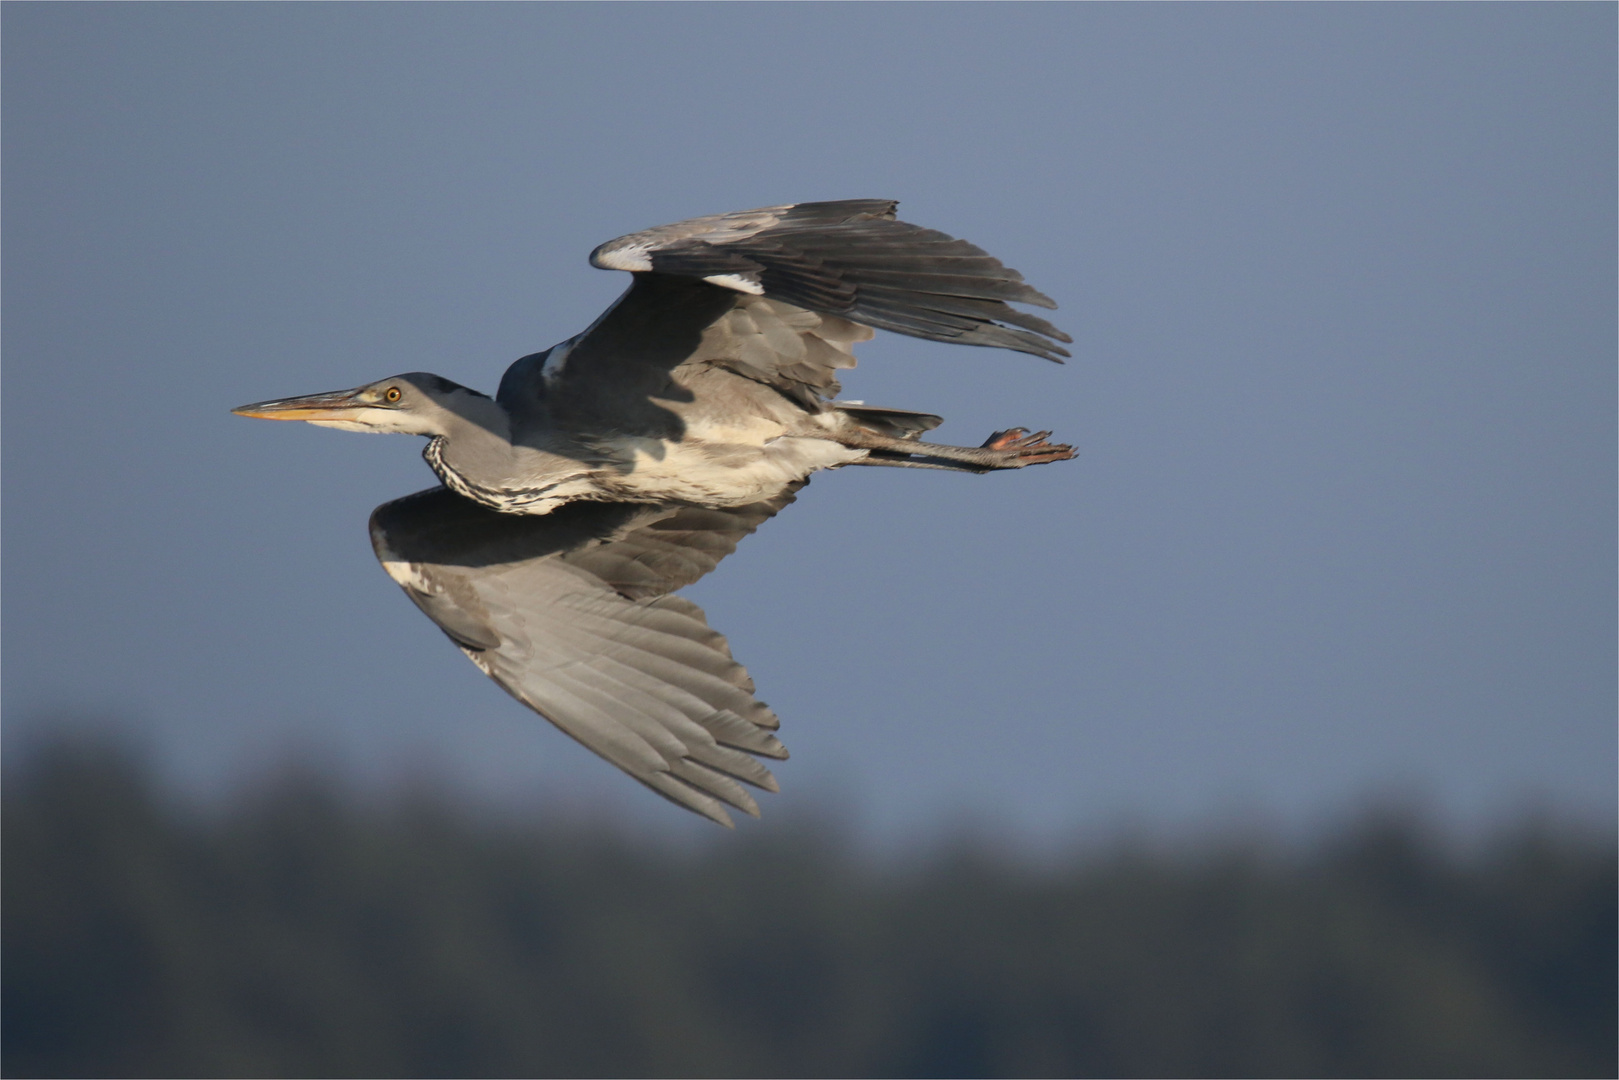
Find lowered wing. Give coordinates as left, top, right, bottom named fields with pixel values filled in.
left=368, top=484, right=802, bottom=827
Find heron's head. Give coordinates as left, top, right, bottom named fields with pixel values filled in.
left=233, top=373, right=501, bottom=437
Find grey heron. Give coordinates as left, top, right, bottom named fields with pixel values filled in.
left=235, top=199, right=1074, bottom=826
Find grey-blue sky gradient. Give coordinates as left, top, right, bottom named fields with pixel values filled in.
left=4, top=4, right=1613, bottom=842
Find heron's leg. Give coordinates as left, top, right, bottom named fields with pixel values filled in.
left=838, top=427, right=1075, bottom=470
left=847, top=455, right=996, bottom=473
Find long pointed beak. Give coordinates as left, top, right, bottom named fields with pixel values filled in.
left=232, top=387, right=370, bottom=421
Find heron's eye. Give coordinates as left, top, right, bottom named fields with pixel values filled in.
left=384, top=387, right=402, bottom=403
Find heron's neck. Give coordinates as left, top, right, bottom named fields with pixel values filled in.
left=423, top=424, right=597, bottom=515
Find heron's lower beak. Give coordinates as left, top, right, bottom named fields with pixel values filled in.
left=232, top=387, right=369, bottom=422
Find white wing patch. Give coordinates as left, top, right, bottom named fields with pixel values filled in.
left=380, top=558, right=435, bottom=593
left=372, top=532, right=435, bottom=593
left=460, top=647, right=495, bottom=676
left=703, top=273, right=765, bottom=295
left=591, top=242, right=653, bottom=272
left=540, top=337, right=577, bottom=381
left=541, top=282, right=636, bottom=383
left=589, top=205, right=792, bottom=274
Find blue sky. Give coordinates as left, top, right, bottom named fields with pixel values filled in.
left=4, top=4, right=1613, bottom=843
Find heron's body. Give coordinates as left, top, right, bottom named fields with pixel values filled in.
left=235, top=199, right=1075, bottom=826
left=424, top=341, right=875, bottom=515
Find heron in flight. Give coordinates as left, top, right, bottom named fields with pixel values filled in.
left=235, top=200, right=1074, bottom=826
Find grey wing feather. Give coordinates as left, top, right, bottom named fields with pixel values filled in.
left=590, top=199, right=1071, bottom=362
left=368, top=484, right=802, bottom=827
left=507, top=273, right=870, bottom=419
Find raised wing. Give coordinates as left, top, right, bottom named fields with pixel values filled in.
left=499, top=200, right=1070, bottom=423
left=368, top=484, right=802, bottom=827
left=591, top=199, right=1071, bottom=361
left=502, top=273, right=875, bottom=420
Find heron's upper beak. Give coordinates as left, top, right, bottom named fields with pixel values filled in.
left=232, top=387, right=371, bottom=422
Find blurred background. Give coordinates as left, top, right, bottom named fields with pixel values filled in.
left=3, top=4, right=1613, bottom=1076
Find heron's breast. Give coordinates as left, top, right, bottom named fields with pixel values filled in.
left=425, top=436, right=599, bottom=515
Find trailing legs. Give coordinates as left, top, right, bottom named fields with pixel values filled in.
left=842, top=427, right=1075, bottom=473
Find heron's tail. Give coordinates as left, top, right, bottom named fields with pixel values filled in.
left=832, top=402, right=943, bottom=440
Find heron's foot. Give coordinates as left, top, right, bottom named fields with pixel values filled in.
left=980, top=428, right=1076, bottom=466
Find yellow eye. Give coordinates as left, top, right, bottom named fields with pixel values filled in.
left=384, top=387, right=402, bottom=403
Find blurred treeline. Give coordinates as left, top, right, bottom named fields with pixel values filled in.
left=3, top=738, right=1614, bottom=1079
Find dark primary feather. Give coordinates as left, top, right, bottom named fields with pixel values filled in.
left=369, top=484, right=801, bottom=827
left=589, top=199, right=1072, bottom=362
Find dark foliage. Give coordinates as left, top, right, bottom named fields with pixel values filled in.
left=4, top=739, right=1613, bottom=1078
